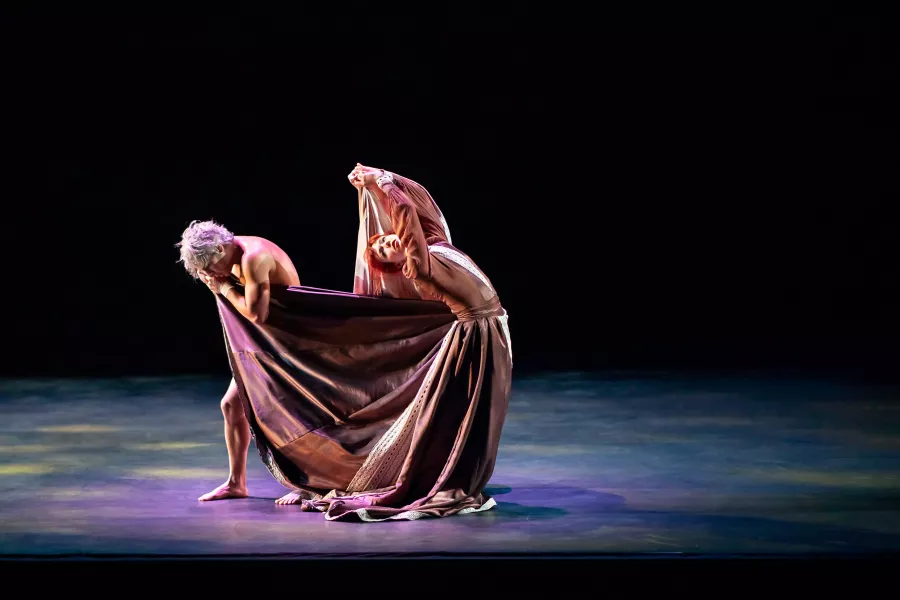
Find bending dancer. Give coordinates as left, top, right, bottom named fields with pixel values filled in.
left=187, top=166, right=512, bottom=521
left=296, top=164, right=513, bottom=520
left=176, top=221, right=301, bottom=501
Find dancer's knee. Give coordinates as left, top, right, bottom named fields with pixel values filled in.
left=221, top=395, right=241, bottom=420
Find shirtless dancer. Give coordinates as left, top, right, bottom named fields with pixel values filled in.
left=176, top=220, right=301, bottom=502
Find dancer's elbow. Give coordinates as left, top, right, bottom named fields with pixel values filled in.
left=247, top=307, right=269, bottom=325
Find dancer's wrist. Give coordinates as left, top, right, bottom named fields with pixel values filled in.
left=220, top=282, right=234, bottom=297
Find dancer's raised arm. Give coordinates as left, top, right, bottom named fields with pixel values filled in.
left=351, top=164, right=430, bottom=280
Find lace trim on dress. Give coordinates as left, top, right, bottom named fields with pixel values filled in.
left=344, top=325, right=456, bottom=493
left=428, top=244, right=494, bottom=301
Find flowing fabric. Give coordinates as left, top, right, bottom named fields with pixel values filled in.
left=218, top=172, right=512, bottom=521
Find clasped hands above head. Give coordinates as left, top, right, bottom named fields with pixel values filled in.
left=347, top=163, right=387, bottom=188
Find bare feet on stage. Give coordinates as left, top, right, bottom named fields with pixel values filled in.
left=197, top=379, right=252, bottom=503
left=198, top=480, right=249, bottom=501
left=275, top=491, right=308, bottom=505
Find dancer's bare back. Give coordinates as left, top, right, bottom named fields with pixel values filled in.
left=232, top=236, right=301, bottom=287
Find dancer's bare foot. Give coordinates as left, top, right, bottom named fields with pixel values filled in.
left=198, top=481, right=248, bottom=502
left=275, top=491, right=308, bottom=505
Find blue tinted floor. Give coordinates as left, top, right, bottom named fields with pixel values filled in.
left=1, top=372, right=899, bottom=556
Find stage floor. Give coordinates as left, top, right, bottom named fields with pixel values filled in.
left=1, top=372, right=899, bottom=557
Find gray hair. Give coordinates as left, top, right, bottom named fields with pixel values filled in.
left=176, top=219, right=234, bottom=279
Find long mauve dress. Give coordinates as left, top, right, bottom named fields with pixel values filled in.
left=216, top=171, right=512, bottom=521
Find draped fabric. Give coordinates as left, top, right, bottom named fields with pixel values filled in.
left=218, top=171, right=512, bottom=521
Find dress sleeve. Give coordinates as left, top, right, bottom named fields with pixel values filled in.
left=378, top=173, right=431, bottom=280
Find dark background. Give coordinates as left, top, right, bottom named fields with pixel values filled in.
left=3, top=15, right=897, bottom=379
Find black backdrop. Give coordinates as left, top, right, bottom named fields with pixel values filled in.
left=3, top=16, right=897, bottom=379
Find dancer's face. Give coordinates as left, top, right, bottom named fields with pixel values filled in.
left=371, top=234, right=405, bottom=264
left=199, top=245, right=230, bottom=278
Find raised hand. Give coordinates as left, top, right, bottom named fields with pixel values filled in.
left=349, top=163, right=384, bottom=187
left=347, top=166, right=365, bottom=189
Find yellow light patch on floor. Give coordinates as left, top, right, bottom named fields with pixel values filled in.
left=127, top=442, right=214, bottom=451
left=45, top=455, right=104, bottom=468
left=129, top=467, right=224, bottom=479
left=743, top=468, right=900, bottom=488
left=37, top=425, right=120, bottom=433
left=501, top=444, right=596, bottom=456
left=0, top=464, right=56, bottom=475
left=45, top=488, right=115, bottom=499
left=0, top=444, right=58, bottom=453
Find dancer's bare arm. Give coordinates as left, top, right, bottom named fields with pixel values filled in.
left=208, top=252, right=274, bottom=324
left=350, top=164, right=430, bottom=279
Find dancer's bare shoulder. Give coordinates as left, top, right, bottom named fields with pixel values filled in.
left=235, top=236, right=300, bottom=286
left=234, top=235, right=273, bottom=257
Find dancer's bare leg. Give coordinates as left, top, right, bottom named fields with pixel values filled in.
left=198, top=378, right=250, bottom=501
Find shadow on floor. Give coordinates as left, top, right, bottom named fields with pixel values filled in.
left=479, top=484, right=628, bottom=521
